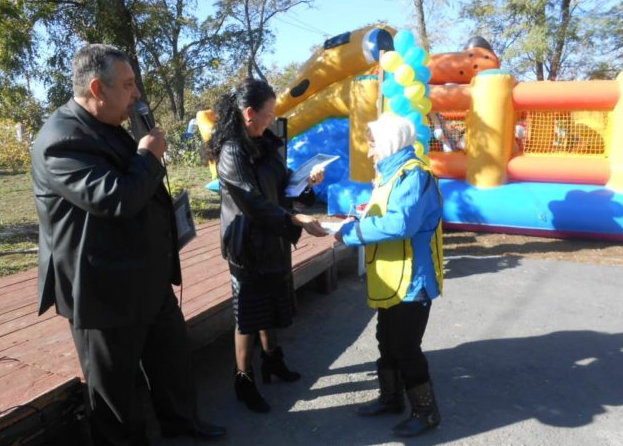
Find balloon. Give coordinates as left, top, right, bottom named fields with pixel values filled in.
left=404, top=82, right=425, bottom=102
left=415, top=97, right=432, bottom=115
left=405, top=111, right=423, bottom=128
left=415, top=65, right=432, bottom=83
left=423, top=51, right=431, bottom=65
left=394, top=30, right=415, bottom=56
left=394, top=64, right=415, bottom=86
left=417, top=124, right=432, bottom=142
left=380, top=51, right=403, bottom=72
left=424, top=84, right=431, bottom=97
left=381, top=77, right=403, bottom=97
left=403, top=47, right=426, bottom=68
left=389, top=95, right=413, bottom=116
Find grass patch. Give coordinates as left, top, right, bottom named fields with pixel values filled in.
left=0, top=165, right=219, bottom=278
left=0, top=170, right=39, bottom=277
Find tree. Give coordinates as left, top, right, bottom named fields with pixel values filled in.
left=460, top=0, right=618, bottom=81
left=213, top=0, right=313, bottom=81
left=0, top=0, right=45, bottom=127
left=6, top=0, right=243, bottom=132
left=412, top=0, right=430, bottom=53
left=135, top=0, right=240, bottom=122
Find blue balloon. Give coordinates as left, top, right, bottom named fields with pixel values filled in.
left=393, top=30, right=415, bottom=56
left=424, top=84, right=431, bottom=97
left=415, top=66, right=432, bottom=84
left=403, top=47, right=425, bottom=69
left=417, top=124, right=432, bottom=142
left=421, top=140, right=430, bottom=155
left=382, top=77, right=403, bottom=97
left=405, top=111, right=423, bottom=128
left=390, top=95, right=413, bottom=116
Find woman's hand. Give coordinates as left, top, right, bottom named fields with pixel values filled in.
left=291, top=213, right=327, bottom=237
left=307, top=165, right=325, bottom=187
left=334, top=216, right=356, bottom=244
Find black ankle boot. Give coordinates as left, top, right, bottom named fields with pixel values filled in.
left=260, top=346, right=301, bottom=383
left=356, top=367, right=405, bottom=416
left=392, top=381, right=441, bottom=437
left=234, top=368, right=271, bottom=413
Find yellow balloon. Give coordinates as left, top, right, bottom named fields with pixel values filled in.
left=404, top=82, right=425, bottom=102
left=394, top=64, right=415, bottom=86
left=415, top=97, right=432, bottom=115
left=380, top=51, right=403, bottom=73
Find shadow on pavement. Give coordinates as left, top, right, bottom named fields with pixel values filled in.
left=150, top=260, right=623, bottom=446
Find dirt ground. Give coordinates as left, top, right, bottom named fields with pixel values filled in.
left=443, top=230, right=623, bottom=266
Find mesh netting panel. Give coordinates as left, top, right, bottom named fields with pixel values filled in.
left=428, top=113, right=467, bottom=153
left=522, top=111, right=609, bottom=156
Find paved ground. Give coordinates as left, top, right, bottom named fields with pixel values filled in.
left=148, top=253, right=623, bottom=446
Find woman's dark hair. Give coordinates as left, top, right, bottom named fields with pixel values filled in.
left=205, top=78, right=276, bottom=161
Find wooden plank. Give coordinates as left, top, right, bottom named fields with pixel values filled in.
left=0, top=221, right=354, bottom=434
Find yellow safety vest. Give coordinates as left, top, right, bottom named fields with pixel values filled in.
left=364, top=158, right=444, bottom=309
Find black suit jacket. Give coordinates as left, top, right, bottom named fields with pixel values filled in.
left=31, top=99, right=181, bottom=329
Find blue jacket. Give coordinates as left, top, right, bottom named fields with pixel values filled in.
left=340, top=147, right=443, bottom=302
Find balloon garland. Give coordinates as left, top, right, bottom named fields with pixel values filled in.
left=380, top=30, right=432, bottom=155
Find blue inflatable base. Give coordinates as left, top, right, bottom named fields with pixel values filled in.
left=327, top=179, right=373, bottom=216
left=327, top=178, right=623, bottom=239
left=440, top=180, right=623, bottom=239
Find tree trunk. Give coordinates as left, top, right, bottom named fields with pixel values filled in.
left=547, top=0, right=571, bottom=81
left=95, top=0, right=151, bottom=137
left=413, top=0, right=430, bottom=53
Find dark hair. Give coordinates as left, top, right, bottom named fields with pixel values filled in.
left=72, top=44, right=131, bottom=97
left=205, top=78, right=276, bottom=162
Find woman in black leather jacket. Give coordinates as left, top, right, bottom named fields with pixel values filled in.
left=206, top=78, right=327, bottom=413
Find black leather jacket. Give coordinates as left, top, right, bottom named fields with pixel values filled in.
left=217, top=129, right=304, bottom=277
left=31, top=99, right=181, bottom=328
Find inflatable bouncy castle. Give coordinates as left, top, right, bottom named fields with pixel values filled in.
left=197, top=24, right=623, bottom=241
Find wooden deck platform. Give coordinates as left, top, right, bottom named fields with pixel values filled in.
left=0, top=221, right=353, bottom=442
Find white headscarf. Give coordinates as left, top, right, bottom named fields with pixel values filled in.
left=367, top=114, right=417, bottom=162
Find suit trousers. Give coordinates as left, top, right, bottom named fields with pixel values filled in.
left=70, top=287, right=196, bottom=446
left=376, top=300, right=432, bottom=390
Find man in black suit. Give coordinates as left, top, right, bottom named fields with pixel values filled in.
left=31, top=44, right=225, bottom=445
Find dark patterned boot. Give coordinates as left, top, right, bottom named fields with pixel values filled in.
left=392, top=381, right=441, bottom=437
left=356, top=366, right=405, bottom=416
left=234, top=368, right=270, bottom=413
left=260, top=346, right=301, bottom=383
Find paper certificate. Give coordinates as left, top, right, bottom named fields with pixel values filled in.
left=285, top=153, right=340, bottom=197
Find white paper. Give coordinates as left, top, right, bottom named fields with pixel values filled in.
left=286, top=154, right=340, bottom=197
left=320, top=221, right=342, bottom=235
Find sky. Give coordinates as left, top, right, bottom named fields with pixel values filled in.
left=195, top=0, right=463, bottom=69
left=256, top=0, right=416, bottom=67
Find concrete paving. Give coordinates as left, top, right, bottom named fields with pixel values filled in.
left=150, top=254, right=623, bottom=446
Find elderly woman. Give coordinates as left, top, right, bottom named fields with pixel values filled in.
left=206, top=78, right=327, bottom=414
left=336, top=113, right=444, bottom=438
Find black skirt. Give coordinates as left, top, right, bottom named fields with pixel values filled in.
left=229, top=266, right=294, bottom=334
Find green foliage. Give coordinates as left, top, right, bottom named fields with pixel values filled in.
left=460, top=0, right=619, bottom=81
left=266, top=61, right=302, bottom=96
left=158, top=119, right=205, bottom=167
left=0, top=118, right=32, bottom=172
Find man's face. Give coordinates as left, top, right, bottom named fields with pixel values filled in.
left=98, top=60, right=140, bottom=126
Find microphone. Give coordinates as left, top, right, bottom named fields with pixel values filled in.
left=134, top=100, right=154, bottom=131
